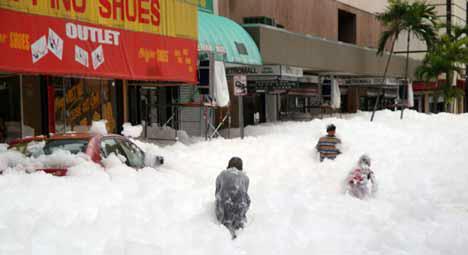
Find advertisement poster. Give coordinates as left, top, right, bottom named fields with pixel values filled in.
left=233, top=74, right=248, bottom=96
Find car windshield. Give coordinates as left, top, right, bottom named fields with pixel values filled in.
left=44, top=139, right=89, bottom=155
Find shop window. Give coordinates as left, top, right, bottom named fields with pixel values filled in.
left=235, top=42, right=248, bottom=55
left=338, top=10, right=357, bottom=44
left=52, top=78, right=117, bottom=133
left=21, top=76, right=43, bottom=137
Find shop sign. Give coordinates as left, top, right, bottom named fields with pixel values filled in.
left=226, top=65, right=303, bottom=78
left=281, top=65, right=303, bottom=78
left=0, top=1, right=198, bottom=82
left=249, top=80, right=298, bottom=90
left=233, top=74, right=247, bottom=96
left=344, top=77, right=401, bottom=86
left=299, top=75, right=319, bottom=84
left=226, top=65, right=281, bottom=76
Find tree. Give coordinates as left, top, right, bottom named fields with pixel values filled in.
left=416, top=25, right=468, bottom=112
left=371, top=0, right=438, bottom=121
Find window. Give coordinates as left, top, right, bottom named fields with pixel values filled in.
left=52, top=77, right=117, bottom=133
left=117, top=139, right=145, bottom=168
left=100, top=138, right=125, bottom=158
left=235, top=42, right=248, bottom=55
left=338, top=10, right=357, bottom=44
left=44, top=139, right=89, bottom=155
left=101, top=138, right=145, bottom=168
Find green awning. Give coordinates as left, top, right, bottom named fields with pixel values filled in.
left=198, top=11, right=262, bottom=65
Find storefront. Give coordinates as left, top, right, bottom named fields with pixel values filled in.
left=412, top=80, right=466, bottom=113
left=225, top=65, right=321, bottom=123
left=175, top=10, right=262, bottom=137
left=239, top=24, right=419, bottom=118
left=0, top=1, right=198, bottom=141
left=340, top=77, right=402, bottom=113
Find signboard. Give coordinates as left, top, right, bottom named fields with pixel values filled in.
left=281, top=65, right=303, bottom=78
left=343, top=77, right=402, bottom=86
left=249, top=80, right=299, bottom=91
left=0, top=1, right=198, bottom=82
left=226, top=65, right=281, bottom=76
left=233, top=75, right=247, bottom=96
left=226, top=65, right=303, bottom=78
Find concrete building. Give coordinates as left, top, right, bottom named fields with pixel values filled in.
left=216, top=0, right=419, bottom=126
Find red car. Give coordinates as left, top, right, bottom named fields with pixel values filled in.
left=6, top=133, right=163, bottom=176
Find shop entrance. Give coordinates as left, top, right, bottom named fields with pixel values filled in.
left=0, top=74, right=21, bottom=142
left=128, top=85, right=179, bottom=140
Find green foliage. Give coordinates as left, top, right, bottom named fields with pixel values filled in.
left=377, top=0, right=438, bottom=56
left=416, top=25, right=468, bottom=107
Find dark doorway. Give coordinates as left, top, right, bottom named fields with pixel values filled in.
left=0, top=74, right=21, bottom=142
left=338, top=10, right=357, bottom=44
left=128, top=85, right=179, bottom=129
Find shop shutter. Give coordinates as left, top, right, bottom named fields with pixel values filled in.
left=179, top=86, right=204, bottom=137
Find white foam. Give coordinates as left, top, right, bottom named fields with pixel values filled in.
left=1, top=110, right=468, bottom=254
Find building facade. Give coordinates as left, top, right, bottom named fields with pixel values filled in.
left=216, top=0, right=418, bottom=127
left=0, top=1, right=199, bottom=142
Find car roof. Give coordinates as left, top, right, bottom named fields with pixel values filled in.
left=8, top=136, right=47, bottom=146
left=48, top=133, right=126, bottom=140
left=8, top=133, right=126, bottom=146
left=48, top=133, right=95, bottom=140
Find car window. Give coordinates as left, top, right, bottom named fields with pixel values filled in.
left=116, top=139, right=145, bottom=169
left=44, top=139, right=88, bottom=155
left=100, top=138, right=126, bottom=159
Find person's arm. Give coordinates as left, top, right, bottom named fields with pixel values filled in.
left=315, top=137, right=321, bottom=151
left=245, top=175, right=250, bottom=192
left=335, top=138, right=342, bottom=154
left=215, top=173, right=221, bottom=195
left=369, top=171, right=378, bottom=196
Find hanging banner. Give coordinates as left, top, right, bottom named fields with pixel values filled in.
left=0, top=0, right=198, bottom=82
left=213, top=61, right=229, bottom=107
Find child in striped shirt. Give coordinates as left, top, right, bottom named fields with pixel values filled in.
left=316, top=124, right=342, bottom=162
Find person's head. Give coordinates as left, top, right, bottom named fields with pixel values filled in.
left=326, top=124, right=336, bottom=135
left=358, top=154, right=371, bottom=168
left=227, top=157, right=243, bottom=171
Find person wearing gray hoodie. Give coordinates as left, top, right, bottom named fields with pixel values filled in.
left=344, top=154, right=378, bottom=199
left=215, top=157, right=250, bottom=239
